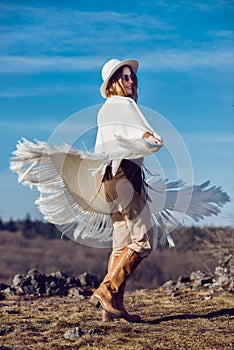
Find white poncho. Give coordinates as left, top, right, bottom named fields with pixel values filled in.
left=10, top=97, right=230, bottom=248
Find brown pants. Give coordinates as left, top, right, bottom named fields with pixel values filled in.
left=103, top=162, right=154, bottom=258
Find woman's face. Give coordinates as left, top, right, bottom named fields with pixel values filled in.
left=121, top=66, right=134, bottom=96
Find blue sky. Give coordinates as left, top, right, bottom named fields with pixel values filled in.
left=0, top=0, right=233, bottom=226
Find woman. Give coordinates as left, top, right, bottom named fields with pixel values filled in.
left=10, top=58, right=229, bottom=323
left=90, top=58, right=163, bottom=322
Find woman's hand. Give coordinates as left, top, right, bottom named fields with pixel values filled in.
left=142, top=131, right=163, bottom=146
left=148, top=135, right=163, bottom=146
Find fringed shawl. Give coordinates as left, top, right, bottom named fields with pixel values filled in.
left=10, top=96, right=230, bottom=247
left=10, top=136, right=229, bottom=248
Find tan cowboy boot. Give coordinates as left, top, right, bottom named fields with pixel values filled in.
left=115, top=281, right=141, bottom=323
left=90, top=247, right=142, bottom=319
left=101, top=254, right=117, bottom=322
left=102, top=255, right=141, bottom=322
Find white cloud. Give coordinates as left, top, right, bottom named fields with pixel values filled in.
left=0, top=120, right=59, bottom=132
left=141, top=49, right=234, bottom=71
left=183, top=133, right=234, bottom=144
left=206, top=30, right=234, bottom=39
left=0, top=46, right=233, bottom=74
left=0, top=2, right=233, bottom=76
left=0, top=83, right=96, bottom=98
left=0, top=5, right=173, bottom=54
left=156, top=0, right=234, bottom=12
left=0, top=55, right=104, bottom=73
left=190, top=0, right=233, bottom=11
left=183, top=133, right=234, bottom=159
left=0, top=112, right=98, bottom=141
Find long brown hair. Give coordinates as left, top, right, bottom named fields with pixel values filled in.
left=106, top=65, right=138, bottom=102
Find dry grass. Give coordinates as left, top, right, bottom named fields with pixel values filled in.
left=0, top=289, right=233, bottom=350
left=1, top=227, right=233, bottom=349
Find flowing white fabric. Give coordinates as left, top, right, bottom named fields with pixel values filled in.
left=10, top=136, right=230, bottom=248
left=10, top=96, right=230, bottom=247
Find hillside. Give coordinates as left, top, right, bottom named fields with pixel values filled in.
left=0, top=225, right=233, bottom=290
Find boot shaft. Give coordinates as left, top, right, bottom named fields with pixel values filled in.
left=104, top=248, right=142, bottom=293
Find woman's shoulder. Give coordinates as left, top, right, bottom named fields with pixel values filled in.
left=98, top=96, right=137, bottom=121
left=105, top=96, right=134, bottom=105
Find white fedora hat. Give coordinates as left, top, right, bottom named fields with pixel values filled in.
left=100, top=58, right=139, bottom=98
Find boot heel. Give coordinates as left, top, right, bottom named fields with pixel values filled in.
left=90, top=294, right=101, bottom=308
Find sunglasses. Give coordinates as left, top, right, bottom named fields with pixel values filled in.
left=122, top=73, right=136, bottom=82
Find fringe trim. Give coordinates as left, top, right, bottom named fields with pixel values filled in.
left=10, top=138, right=230, bottom=247
left=10, top=138, right=113, bottom=243
left=149, top=179, right=230, bottom=247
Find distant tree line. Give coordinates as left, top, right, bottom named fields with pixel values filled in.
left=0, top=216, right=232, bottom=254
left=0, top=215, right=62, bottom=239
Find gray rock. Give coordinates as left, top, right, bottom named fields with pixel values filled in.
left=175, top=281, right=186, bottom=290
left=2, top=287, right=14, bottom=297
left=161, top=280, right=176, bottom=290
left=78, top=272, right=100, bottom=288
left=215, top=266, right=225, bottom=277
left=12, top=274, right=22, bottom=287
left=190, top=271, right=207, bottom=281
left=178, top=276, right=191, bottom=283
left=0, top=283, right=10, bottom=290
left=64, top=327, right=84, bottom=340
left=161, top=254, right=233, bottom=297
left=9, top=269, right=95, bottom=297
left=217, top=276, right=230, bottom=285
left=201, top=277, right=213, bottom=286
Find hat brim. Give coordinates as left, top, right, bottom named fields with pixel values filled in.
left=100, top=59, right=139, bottom=98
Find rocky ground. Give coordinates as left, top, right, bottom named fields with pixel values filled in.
left=0, top=255, right=233, bottom=350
